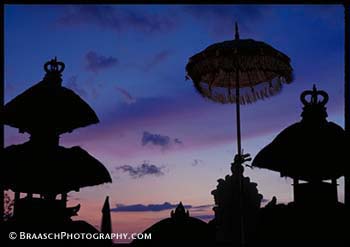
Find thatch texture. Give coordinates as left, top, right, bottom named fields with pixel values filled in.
left=186, top=39, right=293, bottom=104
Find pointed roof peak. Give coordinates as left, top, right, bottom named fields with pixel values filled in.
left=101, top=196, right=112, bottom=234
left=102, top=196, right=110, bottom=213
left=235, top=22, right=240, bottom=40
left=171, top=201, right=189, bottom=219
left=176, top=201, right=185, bottom=212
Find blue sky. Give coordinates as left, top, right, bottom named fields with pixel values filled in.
left=4, top=4, right=346, bottom=239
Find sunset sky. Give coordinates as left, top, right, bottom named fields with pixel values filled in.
left=4, top=4, right=346, bottom=242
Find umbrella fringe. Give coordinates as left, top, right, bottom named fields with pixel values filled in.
left=192, top=78, right=283, bottom=105
left=188, top=55, right=292, bottom=79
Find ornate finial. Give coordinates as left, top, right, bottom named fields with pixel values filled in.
left=231, top=153, right=251, bottom=174
left=300, top=84, right=329, bottom=122
left=235, top=22, right=240, bottom=40
left=171, top=202, right=189, bottom=219
left=300, top=84, right=329, bottom=107
left=44, top=57, right=65, bottom=74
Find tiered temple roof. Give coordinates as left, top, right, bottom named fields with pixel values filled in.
left=1, top=57, right=111, bottom=195
left=252, top=85, right=347, bottom=181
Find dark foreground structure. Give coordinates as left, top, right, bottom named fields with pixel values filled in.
left=0, top=58, right=112, bottom=247
left=131, top=86, right=350, bottom=247
left=0, top=60, right=349, bottom=247
left=251, top=86, right=349, bottom=247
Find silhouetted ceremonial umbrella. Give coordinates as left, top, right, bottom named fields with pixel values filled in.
left=186, top=23, right=293, bottom=157
left=2, top=58, right=99, bottom=135
left=186, top=23, right=293, bottom=247
left=0, top=142, right=112, bottom=194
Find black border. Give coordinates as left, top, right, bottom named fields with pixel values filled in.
left=0, top=0, right=348, bottom=4
left=1, top=0, right=349, bottom=220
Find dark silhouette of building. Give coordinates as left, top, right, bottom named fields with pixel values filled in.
left=211, top=153, right=263, bottom=247
left=250, top=85, right=350, bottom=247
left=101, top=196, right=112, bottom=235
left=1, top=59, right=349, bottom=247
left=131, top=202, right=214, bottom=246
left=101, top=196, right=113, bottom=246
left=253, top=85, right=347, bottom=206
left=0, top=58, right=112, bottom=247
left=130, top=86, right=350, bottom=247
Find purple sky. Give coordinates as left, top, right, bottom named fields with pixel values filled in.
left=4, top=4, right=346, bottom=240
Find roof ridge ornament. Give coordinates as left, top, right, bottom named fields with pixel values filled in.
left=171, top=201, right=189, bottom=219
left=300, top=84, right=329, bottom=123
left=44, top=57, right=65, bottom=75
left=300, top=84, right=329, bottom=107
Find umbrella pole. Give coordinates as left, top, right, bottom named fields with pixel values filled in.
left=0, top=3, right=4, bottom=223
left=235, top=71, right=245, bottom=247
left=236, top=78, right=242, bottom=157
left=344, top=3, right=350, bottom=208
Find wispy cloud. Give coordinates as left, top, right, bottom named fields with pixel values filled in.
left=85, top=51, right=118, bottom=73
left=174, top=138, right=183, bottom=145
left=191, top=204, right=213, bottom=211
left=115, top=86, right=136, bottom=104
left=191, top=159, right=204, bottom=166
left=194, top=214, right=214, bottom=221
left=115, top=161, right=164, bottom=178
left=183, top=5, right=266, bottom=37
left=111, top=202, right=191, bottom=212
left=57, top=5, right=176, bottom=34
left=110, top=202, right=214, bottom=218
left=141, top=131, right=170, bottom=148
left=65, top=75, right=87, bottom=97
left=61, top=90, right=302, bottom=158
left=141, top=131, right=183, bottom=150
left=64, top=75, right=104, bottom=100
left=143, top=50, right=172, bottom=72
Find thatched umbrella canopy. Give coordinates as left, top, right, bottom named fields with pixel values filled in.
left=186, top=35, right=293, bottom=105
left=186, top=23, right=293, bottom=247
left=2, top=58, right=99, bottom=135
left=186, top=23, right=293, bottom=157
left=0, top=141, right=112, bottom=194
left=252, top=86, right=347, bottom=181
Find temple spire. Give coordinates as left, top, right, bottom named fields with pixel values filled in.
left=235, top=22, right=240, bottom=40
left=171, top=201, right=189, bottom=219
left=101, top=196, right=112, bottom=234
